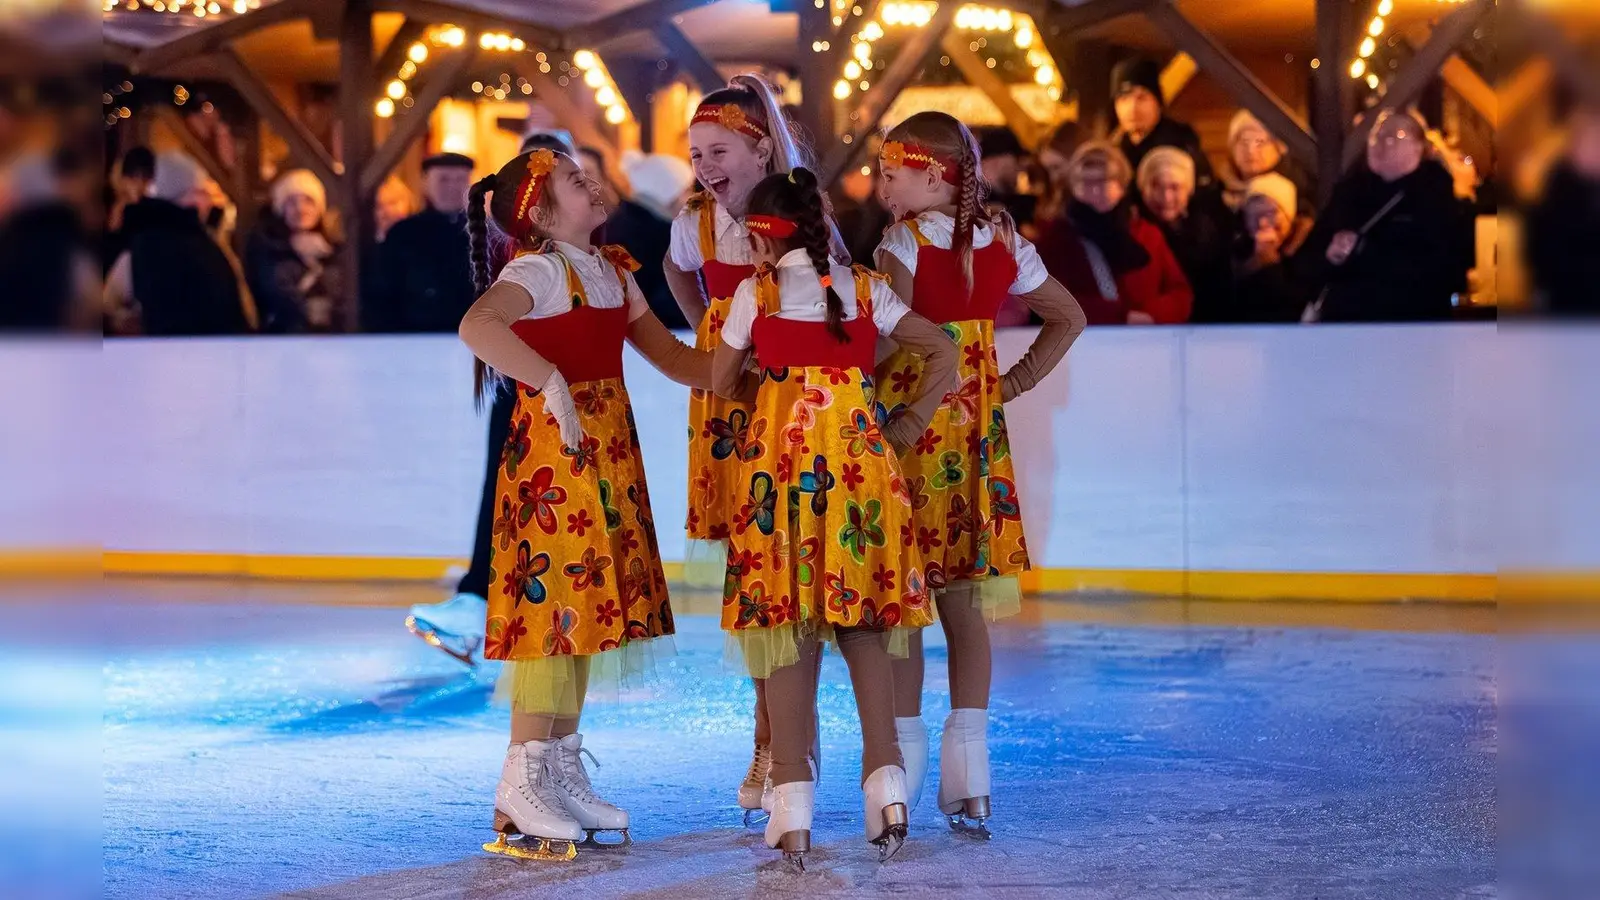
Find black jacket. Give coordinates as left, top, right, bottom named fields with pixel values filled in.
left=1525, top=162, right=1600, bottom=316
left=245, top=215, right=344, bottom=333
left=1297, top=160, right=1470, bottom=322
left=1149, top=196, right=1236, bottom=323
left=1118, top=116, right=1217, bottom=189
left=0, top=202, right=82, bottom=331
left=127, top=199, right=251, bottom=336
left=1230, top=260, right=1307, bottom=323
left=603, top=200, right=684, bottom=329
left=363, top=207, right=475, bottom=333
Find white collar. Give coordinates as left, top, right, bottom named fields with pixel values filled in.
left=775, top=247, right=814, bottom=270
left=713, top=200, right=748, bottom=237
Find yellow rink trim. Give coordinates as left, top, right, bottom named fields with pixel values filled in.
left=84, top=550, right=1519, bottom=602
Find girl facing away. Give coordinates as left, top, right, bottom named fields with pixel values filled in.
left=456, top=147, right=711, bottom=859
left=711, top=167, right=959, bottom=867
left=873, top=111, right=1087, bottom=837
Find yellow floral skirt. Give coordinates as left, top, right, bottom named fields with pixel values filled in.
left=876, top=318, right=1028, bottom=620
left=684, top=294, right=755, bottom=585
left=720, top=365, right=937, bottom=677
left=487, top=377, right=675, bottom=713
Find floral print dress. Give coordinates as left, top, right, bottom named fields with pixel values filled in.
left=718, top=258, right=936, bottom=677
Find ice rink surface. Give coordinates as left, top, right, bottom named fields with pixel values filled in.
left=87, top=579, right=1495, bottom=899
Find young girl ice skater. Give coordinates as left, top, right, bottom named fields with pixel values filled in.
left=458, top=147, right=711, bottom=859
left=872, top=112, right=1087, bottom=835
left=712, top=167, right=958, bottom=867
left=663, top=74, right=833, bottom=819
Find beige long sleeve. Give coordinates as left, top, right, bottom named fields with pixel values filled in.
left=1001, top=275, right=1086, bottom=402
left=627, top=313, right=715, bottom=390
left=882, top=312, right=958, bottom=451
left=457, top=282, right=557, bottom=389
left=710, top=341, right=761, bottom=403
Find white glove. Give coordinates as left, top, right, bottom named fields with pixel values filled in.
left=540, top=370, right=585, bottom=451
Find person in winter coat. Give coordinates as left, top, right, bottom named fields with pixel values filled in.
left=363, top=153, right=476, bottom=333
left=103, top=152, right=254, bottom=336
left=1110, top=56, right=1216, bottom=192
left=246, top=169, right=343, bottom=332
left=1034, top=141, right=1193, bottom=325
left=1525, top=106, right=1600, bottom=316
left=1229, top=174, right=1307, bottom=323
left=602, top=151, right=696, bottom=329
left=1298, top=109, right=1470, bottom=322
left=1221, top=110, right=1315, bottom=252
left=1136, top=146, right=1234, bottom=322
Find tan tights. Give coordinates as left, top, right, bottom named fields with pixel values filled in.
left=766, top=627, right=903, bottom=787
left=510, top=657, right=591, bottom=743
left=891, top=581, right=993, bottom=716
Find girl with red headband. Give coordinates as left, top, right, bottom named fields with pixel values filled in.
left=873, top=111, right=1087, bottom=837
left=458, top=147, right=710, bottom=860
left=662, top=73, right=834, bottom=821
left=711, top=167, right=958, bottom=867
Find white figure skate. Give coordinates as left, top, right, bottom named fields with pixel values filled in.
left=862, top=764, right=910, bottom=861
left=739, top=744, right=772, bottom=826
left=895, top=716, right=929, bottom=813
left=764, top=780, right=815, bottom=871
left=486, top=739, right=583, bottom=860
left=550, top=733, right=630, bottom=847
left=405, top=592, right=486, bottom=666
left=937, top=707, right=992, bottom=839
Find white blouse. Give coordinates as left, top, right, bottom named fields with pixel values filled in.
left=494, top=241, right=650, bottom=322
left=874, top=210, right=1049, bottom=296
left=668, top=197, right=753, bottom=270
left=720, top=249, right=911, bottom=350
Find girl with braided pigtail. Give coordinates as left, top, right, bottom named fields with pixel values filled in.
left=873, top=111, right=1088, bottom=837
left=456, top=147, right=713, bottom=861
left=662, top=73, right=843, bottom=822
left=711, top=167, right=957, bottom=867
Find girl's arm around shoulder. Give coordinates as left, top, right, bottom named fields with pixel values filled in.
left=623, top=268, right=713, bottom=391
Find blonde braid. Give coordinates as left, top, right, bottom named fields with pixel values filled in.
left=953, top=146, right=979, bottom=298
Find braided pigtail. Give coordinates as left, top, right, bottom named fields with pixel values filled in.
left=467, top=173, right=497, bottom=407
left=788, top=167, right=846, bottom=343
left=952, top=144, right=979, bottom=299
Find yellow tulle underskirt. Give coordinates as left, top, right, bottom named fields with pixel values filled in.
left=496, top=635, right=677, bottom=716
left=723, top=620, right=918, bottom=680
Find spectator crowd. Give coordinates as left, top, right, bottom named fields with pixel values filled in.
left=6, top=54, right=1595, bottom=336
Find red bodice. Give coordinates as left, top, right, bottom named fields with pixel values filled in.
left=702, top=259, right=756, bottom=301
left=510, top=304, right=628, bottom=384
left=751, top=311, right=877, bottom=371
left=908, top=241, right=1018, bottom=324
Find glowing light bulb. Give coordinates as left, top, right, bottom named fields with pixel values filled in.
left=573, top=49, right=597, bottom=70
left=1350, top=59, right=1365, bottom=78
left=1035, top=64, right=1054, bottom=85
left=387, top=80, right=406, bottom=100
left=1369, top=17, right=1385, bottom=37
left=375, top=98, right=395, bottom=118
left=844, top=60, right=862, bottom=79
left=854, top=41, right=872, bottom=61
left=834, top=79, right=852, bottom=99
left=584, top=68, right=606, bottom=88
left=596, top=86, right=617, bottom=106
left=408, top=43, right=428, bottom=64
left=1377, top=0, right=1393, bottom=15
left=1359, top=37, right=1375, bottom=58
left=605, top=105, right=626, bottom=125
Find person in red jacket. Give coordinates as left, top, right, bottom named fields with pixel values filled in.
left=1033, top=141, right=1192, bottom=325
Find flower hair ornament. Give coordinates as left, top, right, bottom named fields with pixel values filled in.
left=692, top=101, right=768, bottom=142
left=510, top=148, right=558, bottom=239
left=744, top=214, right=797, bottom=238
left=879, top=140, right=958, bottom=185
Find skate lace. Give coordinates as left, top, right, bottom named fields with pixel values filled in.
left=744, top=745, right=772, bottom=786
left=521, top=749, right=570, bottom=811
left=556, top=745, right=605, bottom=804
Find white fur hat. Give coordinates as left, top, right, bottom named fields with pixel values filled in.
left=1244, top=172, right=1297, bottom=219
left=620, top=151, right=694, bottom=213
left=150, top=151, right=205, bottom=203
left=270, top=168, right=327, bottom=217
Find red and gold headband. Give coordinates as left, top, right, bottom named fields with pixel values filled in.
left=880, top=140, right=958, bottom=185
left=509, top=148, right=558, bottom=239
left=692, top=101, right=768, bottom=142
left=745, top=214, right=797, bottom=238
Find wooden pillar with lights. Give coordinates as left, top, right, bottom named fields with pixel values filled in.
left=336, top=0, right=375, bottom=332
left=1313, top=0, right=1349, bottom=206
left=797, top=0, right=839, bottom=152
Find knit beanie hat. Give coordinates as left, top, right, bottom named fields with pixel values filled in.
left=270, top=168, right=327, bottom=218
left=149, top=151, right=205, bottom=202
left=1244, top=172, right=1297, bottom=219
left=621, top=151, right=694, bottom=217
left=1111, top=56, right=1164, bottom=106
left=1228, top=110, right=1281, bottom=150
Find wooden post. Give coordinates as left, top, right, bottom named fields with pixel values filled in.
left=611, top=60, right=658, bottom=154
left=337, top=0, right=375, bottom=332
left=150, top=105, right=245, bottom=203
left=1312, top=0, right=1347, bottom=207
left=653, top=22, right=722, bottom=94
left=797, top=0, right=838, bottom=154
left=820, top=1, right=958, bottom=186
left=1064, top=38, right=1112, bottom=137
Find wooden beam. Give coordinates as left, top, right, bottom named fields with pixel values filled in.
left=1045, top=0, right=1156, bottom=36
left=371, top=18, right=428, bottom=86
left=570, top=0, right=720, bottom=49
left=1441, top=56, right=1495, bottom=127
left=310, top=0, right=345, bottom=43
left=652, top=22, right=722, bottom=94
left=526, top=68, right=618, bottom=159
left=1160, top=51, right=1197, bottom=104
left=1496, top=58, right=1551, bottom=130
left=798, top=0, right=838, bottom=150
left=1342, top=0, right=1492, bottom=168
left=1147, top=0, right=1318, bottom=172
left=105, top=40, right=137, bottom=69
left=941, top=31, right=1043, bottom=150
left=1312, top=0, right=1349, bottom=207
left=150, top=105, right=245, bottom=203
left=336, top=0, right=375, bottom=332
left=370, top=0, right=562, bottom=47
left=131, top=0, right=321, bottom=75
left=820, top=1, right=958, bottom=186
left=1516, top=7, right=1600, bottom=109
left=362, top=44, right=478, bottom=194
left=214, top=46, right=340, bottom=190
